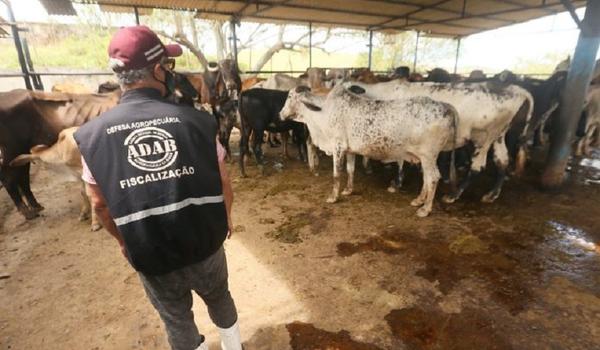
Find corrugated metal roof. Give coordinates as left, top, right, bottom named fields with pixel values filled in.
left=39, top=0, right=78, bottom=16
left=70, top=0, right=586, bottom=38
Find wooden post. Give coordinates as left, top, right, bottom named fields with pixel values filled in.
left=367, top=30, right=373, bottom=69
left=134, top=6, right=140, bottom=25
left=309, top=22, right=312, bottom=68
left=413, top=31, right=420, bottom=72
left=542, top=0, right=600, bottom=188
left=453, top=37, right=461, bottom=74
left=230, top=19, right=238, bottom=65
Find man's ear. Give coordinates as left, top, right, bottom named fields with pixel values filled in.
left=153, top=64, right=165, bottom=81
left=301, top=101, right=322, bottom=111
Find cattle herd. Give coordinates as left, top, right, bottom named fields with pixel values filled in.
left=1, top=59, right=599, bottom=226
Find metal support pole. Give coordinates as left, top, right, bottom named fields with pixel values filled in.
left=3, top=0, right=32, bottom=90
left=453, top=37, right=461, bottom=74
left=230, top=19, right=238, bottom=65
left=308, top=22, right=312, bottom=68
left=134, top=6, right=140, bottom=25
left=413, top=31, right=420, bottom=72
left=22, top=38, right=43, bottom=90
left=542, top=0, right=600, bottom=188
left=367, top=30, right=373, bottom=70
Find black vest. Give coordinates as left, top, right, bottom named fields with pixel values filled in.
left=74, top=88, right=228, bottom=275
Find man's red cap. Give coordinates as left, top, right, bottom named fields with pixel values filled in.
left=108, top=25, right=182, bottom=72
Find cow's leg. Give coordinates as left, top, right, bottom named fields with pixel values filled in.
left=2, top=167, right=37, bottom=219
left=20, top=163, right=43, bottom=212
left=327, top=149, right=344, bottom=203
left=583, top=125, right=597, bottom=156
left=362, top=156, right=373, bottom=175
left=79, top=181, right=91, bottom=222
left=482, top=137, right=509, bottom=203
left=252, top=131, right=266, bottom=176
left=342, top=153, right=355, bottom=196
left=307, top=137, right=319, bottom=175
left=238, top=124, right=251, bottom=177
left=416, top=158, right=440, bottom=217
left=281, top=131, right=290, bottom=159
left=442, top=142, right=490, bottom=203
left=387, top=160, right=405, bottom=193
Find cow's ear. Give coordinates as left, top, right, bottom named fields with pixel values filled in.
left=295, top=85, right=311, bottom=93
left=301, top=101, right=322, bottom=112
left=348, top=85, right=366, bottom=94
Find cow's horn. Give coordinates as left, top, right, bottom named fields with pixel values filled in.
left=10, top=154, right=37, bottom=167
left=30, top=145, right=49, bottom=154
left=295, top=85, right=311, bottom=93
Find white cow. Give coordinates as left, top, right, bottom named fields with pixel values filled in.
left=280, top=85, right=459, bottom=217
left=259, top=73, right=307, bottom=91
left=10, top=127, right=101, bottom=231
left=343, top=80, right=534, bottom=204
left=577, top=85, right=600, bottom=156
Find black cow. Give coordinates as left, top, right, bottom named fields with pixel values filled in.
left=238, top=88, right=307, bottom=177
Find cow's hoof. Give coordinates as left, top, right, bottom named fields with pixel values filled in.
left=22, top=210, right=39, bottom=220
left=416, top=207, right=431, bottom=217
left=341, top=189, right=352, bottom=196
left=481, top=192, right=499, bottom=203
left=90, top=223, right=102, bottom=232
left=442, top=194, right=457, bottom=204
left=312, top=172, right=319, bottom=177
left=410, top=198, right=425, bottom=207
left=32, top=204, right=45, bottom=212
left=78, top=213, right=89, bottom=222
left=326, top=196, right=338, bottom=204
left=387, top=186, right=397, bottom=193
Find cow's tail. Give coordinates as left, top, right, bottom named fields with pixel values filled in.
left=447, top=103, right=459, bottom=190
left=515, top=92, right=535, bottom=176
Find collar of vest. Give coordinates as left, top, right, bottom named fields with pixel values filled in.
left=120, top=88, right=164, bottom=103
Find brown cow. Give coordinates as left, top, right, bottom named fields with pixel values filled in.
left=241, top=77, right=265, bottom=91
left=10, top=127, right=101, bottom=231
left=0, top=89, right=120, bottom=219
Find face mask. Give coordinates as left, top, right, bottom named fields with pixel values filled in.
left=155, top=65, right=176, bottom=97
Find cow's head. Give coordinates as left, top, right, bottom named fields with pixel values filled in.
left=214, top=99, right=238, bottom=142
left=280, top=86, right=321, bottom=122
left=218, top=59, right=241, bottom=100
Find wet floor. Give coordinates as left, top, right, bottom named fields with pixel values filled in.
left=262, top=148, right=600, bottom=349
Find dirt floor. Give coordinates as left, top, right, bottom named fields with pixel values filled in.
left=1, top=138, right=599, bottom=350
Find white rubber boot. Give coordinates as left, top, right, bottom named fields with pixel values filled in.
left=195, top=340, right=209, bottom=350
left=218, top=321, right=242, bottom=350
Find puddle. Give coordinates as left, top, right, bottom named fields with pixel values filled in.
left=548, top=221, right=599, bottom=255
left=266, top=208, right=332, bottom=243
left=286, top=322, right=382, bottom=350
left=385, top=307, right=511, bottom=350
left=579, top=158, right=600, bottom=171
left=339, top=227, right=537, bottom=314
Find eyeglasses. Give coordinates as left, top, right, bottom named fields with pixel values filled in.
left=161, top=58, right=176, bottom=71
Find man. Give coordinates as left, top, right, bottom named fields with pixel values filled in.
left=74, top=26, right=241, bottom=350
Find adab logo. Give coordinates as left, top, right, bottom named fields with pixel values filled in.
left=124, top=127, right=178, bottom=171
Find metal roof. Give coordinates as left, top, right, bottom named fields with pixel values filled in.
left=39, top=0, right=78, bottom=16
left=64, top=0, right=585, bottom=38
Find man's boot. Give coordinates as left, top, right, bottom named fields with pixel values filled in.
left=218, top=321, right=242, bottom=350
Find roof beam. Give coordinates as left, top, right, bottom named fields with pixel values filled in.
left=369, top=0, right=453, bottom=30
left=388, top=1, right=568, bottom=31
left=364, top=0, right=514, bottom=24
left=490, top=0, right=555, bottom=15
left=560, top=0, right=583, bottom=29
